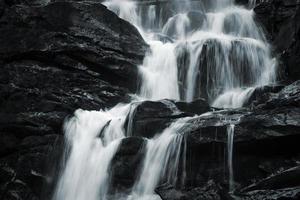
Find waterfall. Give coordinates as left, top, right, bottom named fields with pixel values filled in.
left=227, top=124, right=235, bottom=193
left=105, top=0, right=276, bottom=107
left=52, top=104, right=132, bottom=200
left=139, top=41, right=180, bottom=100
left=53, top=0, right=278, bottom=199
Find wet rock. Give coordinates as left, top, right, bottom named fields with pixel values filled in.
left=236, top=166, right=300, bottom=199
left=254, top=80, right=300, bottom=109
left=243, top=84, right=284, bottom=107
left=0, top=1, right=148, bottom=91
left=109, top=137, right=146, bottom=193
left=238, top=187, right=300, bottom=200
left=0, top=134, right=64, bottom=200
left=241, top=166, right=300, bottom=192
left=254, top=0, right=300, bottom=81
left=181, top=107, right=300, bottom=190
left=128, top=100, right=187, bottom=138
left=168, top=81, right=300, bottom=193
left=175, top=98, right=210, bottom=115
left=156, top=180, right=222, bottom=200
left=129, top=99, right=210, bottom=138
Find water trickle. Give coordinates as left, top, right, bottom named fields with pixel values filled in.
left=227, top=124, right=235, bottom=193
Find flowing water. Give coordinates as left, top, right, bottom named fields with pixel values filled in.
left=53, top=0, right=277, bottom=199
left=227, top=124, right=235, bottom=193
left=52, top=104, right=132, bottom=200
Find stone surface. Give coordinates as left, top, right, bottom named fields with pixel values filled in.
left=101, top=81, right=300, bottom=199
left=254, top=0, right=300, bottom=81
left=128, top=99, right=210, bottom=138
left=150, top=81, right=300, bottom=199
left=109, top=137, right=146, bottom=194
left=156, top=180, right=222, bottom=200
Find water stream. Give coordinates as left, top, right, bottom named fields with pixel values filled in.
left=227, top=124, right=235, bottom=193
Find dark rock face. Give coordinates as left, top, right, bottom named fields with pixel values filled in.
left=237, top=166, right=300, bottom=199
left=0, top=0, right=147, bottom=199
left=239, top=187, right=300, bottom=200
left=243, top=84, right=284, bottom=107
left=128, top=99, right=210, bottom=138
left=104, top=81, right=300, bottom=199
left=253, top=80, right=300, bottom=109
left=153, top=81, right=300, bottom=199
left=254, top=0, right=300, bottom=81
left=109, top=137, right=146, bottom=194
left=0, top=0, right=147, bottom=90
left=156, top=180, right=222, bottom=200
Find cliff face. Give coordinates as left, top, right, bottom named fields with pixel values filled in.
left=0, top=0, right=299, bottom=200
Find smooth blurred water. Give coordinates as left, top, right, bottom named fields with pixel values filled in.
left=227, top=124, right=235, bottom=193
left=105, top=0, right=276, bottom=107
left=52, top=104, right=132, bottom=200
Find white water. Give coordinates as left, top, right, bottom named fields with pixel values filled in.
left=52, top=104, right=132, bottom=200
left=53, top=0, right=278, bottom=199
left=105, top=0, right=276, bottom=107
left=213, top=87, right=255, bottom=108
left=227, top=124, right=235, bottom=193
left=139, top=41, right=180, bottom=100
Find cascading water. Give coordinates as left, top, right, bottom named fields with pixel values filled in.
left=105, top=0, right=276, bottom=107
left=52, top=104, right=132, bottom=200
left=53, top=0, right=278, bottom=199
left=139, top=41, right=180, bottom=100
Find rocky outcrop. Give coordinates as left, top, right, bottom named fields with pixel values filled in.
left=150, top=81, right=300, bottom=199
left=156, top=180, right=223, bottom=200
left=128, top=99, right=210, bottom=138
left=0, top=1, right=147, bottom=199
left=254, top=0, right=300, bottom=81
left=0, top=0, right=147, bottom=90
left=81, top=81, right=300, bottom=200
left=109, top=137, right=146, bottom=194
